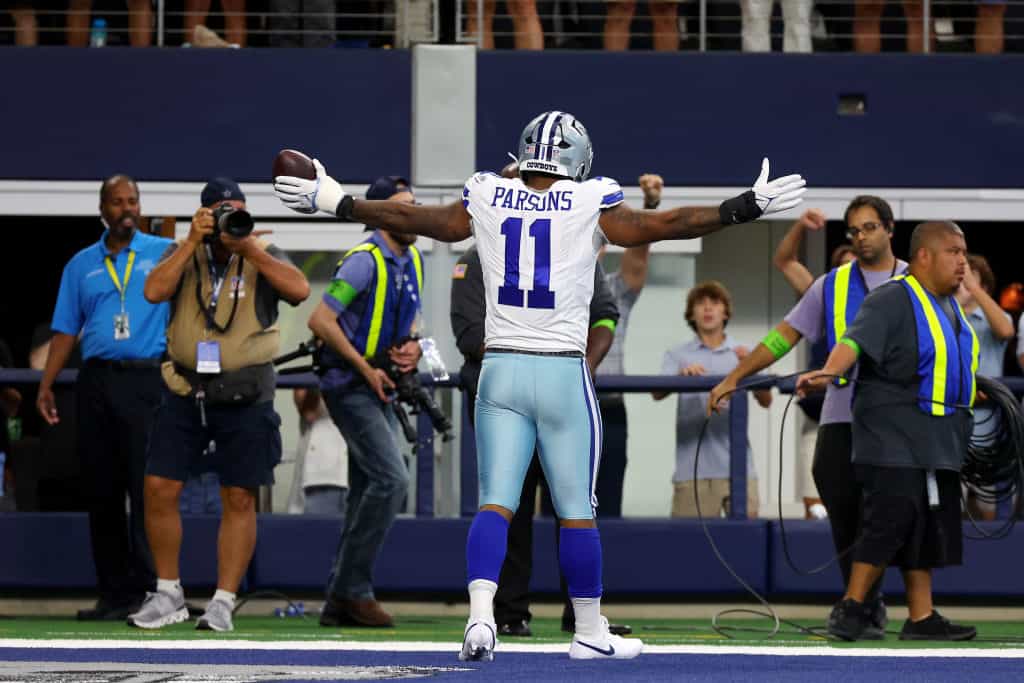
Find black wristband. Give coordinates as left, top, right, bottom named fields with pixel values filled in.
left=643, top=200, right=660, bottom=210
left=718, top=190, right=761, bottom=225
left=336, top=195, right=355, bottom=222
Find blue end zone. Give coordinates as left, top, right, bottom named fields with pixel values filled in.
left=2, top=646, right=1022, bottom=683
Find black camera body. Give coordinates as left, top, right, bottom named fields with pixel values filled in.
left=384, top=360, right=454, bottom=446
left=206, top=204, right=254, bottom=243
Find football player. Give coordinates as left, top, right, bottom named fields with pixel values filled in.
left=274, top=111, right=806, bottom=661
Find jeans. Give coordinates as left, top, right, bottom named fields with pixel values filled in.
left=322, top=386, right=409, bottom=601
left=305, top=485, right=349, bottom=516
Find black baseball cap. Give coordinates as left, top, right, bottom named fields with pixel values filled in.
left=201, top=177, right=246, bottom=208
left=365, top=175, right=411, bottom=201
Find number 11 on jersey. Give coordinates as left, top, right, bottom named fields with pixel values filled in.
left=498, top=217, right=556, bottom=310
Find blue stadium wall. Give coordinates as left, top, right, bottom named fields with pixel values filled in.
left=4, top=514, right=1024, bottom=597
left=2, top=48, right=1022, bottom=186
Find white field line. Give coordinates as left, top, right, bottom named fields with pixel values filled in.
left=1, top=639, right=1024, bottom=658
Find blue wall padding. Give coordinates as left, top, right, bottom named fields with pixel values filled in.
left=477, top=52, right=1024, bottom=188
left=0, top=48, right=411, bottom=183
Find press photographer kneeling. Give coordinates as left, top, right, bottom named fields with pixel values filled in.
left=130, top=178, right=310, bottom=632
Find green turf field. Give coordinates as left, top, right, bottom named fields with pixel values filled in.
left=2, top=616, right=1024, bottom=649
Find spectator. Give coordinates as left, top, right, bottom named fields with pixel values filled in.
left=772, top=208, right=828, bottom=297
left=68, top=0, right=153, bottom=46
left=306, top=175, right=423, bottom=629
left=654, top=281, right=771, bottom=518
left=287, top=387, right=349, bottom=515
left=465, top=0, right=544, bottom=49
left=6, top=1, right=37, bottom=45
left=604, top=0, right=678, bottom=50
left=591, top=174, right=660, bottom=519
left=38, top=175, right=172, bottom=620
left=129, top=177, right=309, bottom=632
left=268, top=0, right=335, bottom=47
left=975, top=1, right=1006, bottom=53
left=185, top=0, right=246, bottom=47
left=741, top=0, right=812, bottom=52
left=853, top=0, right=925, bottom=53
left=957, top=254, right=1013, bottom=521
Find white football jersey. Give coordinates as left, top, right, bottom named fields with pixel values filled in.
left=462, top=172, right=625, bottom=354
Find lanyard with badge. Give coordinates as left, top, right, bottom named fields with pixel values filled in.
left=192, top=245, right=243, bottom=375
left=105, top=250, right=136, bottom=341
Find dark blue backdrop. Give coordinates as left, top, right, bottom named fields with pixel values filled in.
left=1, top=47, right=411, bottom=183
left=2, top=49, right=1022, bottom=187
left=477, top=52, right=1024, bottom=187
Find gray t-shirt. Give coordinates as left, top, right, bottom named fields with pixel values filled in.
left=845, top=281, right=972, bottom=472
left=661, top=336, right=756, bottom=483
left=784, top=261, right=907, bottom=425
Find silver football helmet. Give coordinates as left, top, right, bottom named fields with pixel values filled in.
left=516, top=111, right=593, bottom=182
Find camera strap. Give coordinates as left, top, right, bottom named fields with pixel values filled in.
left=194, top=247, right=244, bottom=334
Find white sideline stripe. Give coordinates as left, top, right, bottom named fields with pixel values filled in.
left=1, top=639, right=1024, bottom=658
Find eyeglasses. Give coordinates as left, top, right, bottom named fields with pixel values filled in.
left=846, top=222, right=884, bottom=240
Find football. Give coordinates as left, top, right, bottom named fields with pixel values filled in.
left=272, top=149, right=316, bottom=181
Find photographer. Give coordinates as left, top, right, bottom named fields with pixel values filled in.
left=306, top=175, right=423, bottom=629
left=129, top=178, right=309, bottom=632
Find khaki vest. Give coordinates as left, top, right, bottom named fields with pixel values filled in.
left=162, top=240, right=280, bottom=395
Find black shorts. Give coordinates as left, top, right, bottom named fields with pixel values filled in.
left=146, top=389, right=282, bottom=489
left=854, top=464, right=962, bottom=570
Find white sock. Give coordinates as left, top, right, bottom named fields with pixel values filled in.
left=157, top=578, right=182, bottom=596
left=572, top=597, right=603, bottom=639
left=212, top=589, right=236, bottom=607
left=468, top=579, right=497, bottom=623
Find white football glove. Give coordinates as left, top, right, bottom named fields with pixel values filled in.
left=750, top=158, right=806, bottom=216
left=274, top=158, right=347, bottom=216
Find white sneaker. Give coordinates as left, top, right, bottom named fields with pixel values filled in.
left=127, top=591, right=188, bottom=630
left=196, top=598, right=234, bottom=632
left=459, top=620, right=497, bottom=662
left=569, top=617, right=643, bottom=660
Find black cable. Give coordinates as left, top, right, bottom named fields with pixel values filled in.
left=698, top=371, right=1024, bottom=642
left=232, top=590, right=309, bottom=620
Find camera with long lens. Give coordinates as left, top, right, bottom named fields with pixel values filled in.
left=381, top=343, right=454, bottom=446
left=206, top=204, right=254, bottom=243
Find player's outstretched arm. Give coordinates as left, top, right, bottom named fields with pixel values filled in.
left=600, top=158, right=806, bottom=247
left=349, top=199, right=472, bottom=243
left=274, top=158, right=472, bottom=242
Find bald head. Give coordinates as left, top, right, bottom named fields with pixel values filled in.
left=909, top=221, right=964, bottom=264
left=100, top=174, right=138, bottom=203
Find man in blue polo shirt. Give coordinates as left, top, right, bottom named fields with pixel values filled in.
left=37, top=174, right=172, bottom=621
left=307, top=175, right=423, bottom=629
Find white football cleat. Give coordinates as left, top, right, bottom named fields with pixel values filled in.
left=459, top=620, right=498, bottom=662
left=569, top=617, right=643, bottom=660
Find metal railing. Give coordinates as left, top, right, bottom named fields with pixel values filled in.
left=4, top=368, right=1024, bottom=519
left=455, top=0, right=1024, bottom=52
left=1, top=0, right=1020, bottom=51
left=1, top=2, right=439, bottom=48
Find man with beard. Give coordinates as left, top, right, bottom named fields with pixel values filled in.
left=38, top=174, right=173, bottom=620
left=708, top=195, right=905, bottom=638
left=306, top=175, right=424, bottom=629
